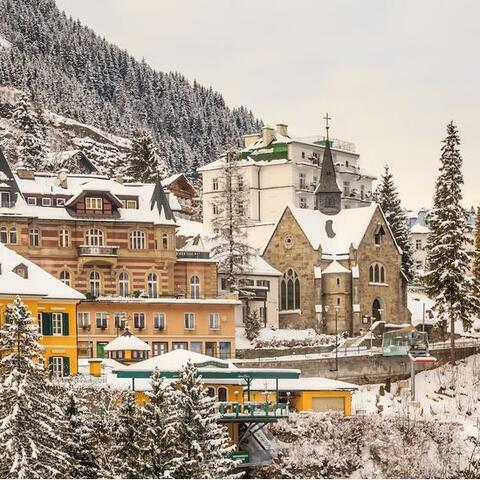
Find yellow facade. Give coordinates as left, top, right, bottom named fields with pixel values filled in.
left=0, top=296, right=79, bottom=375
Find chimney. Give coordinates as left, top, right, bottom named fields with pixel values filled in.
left=276, top=123, right=288, bottom=137
left=262, top=126, right=275, bottom=146
left=115, top=175, right=124, bottom=184
left=15, top=163, right=34, bottom=180
left=57, top=168, right=68, bottom=189
left=243, top=133, right=261, bottom=149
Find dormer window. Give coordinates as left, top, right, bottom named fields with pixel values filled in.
left=13, top=263, right=28, bottom=279
left=0, top=192, right=10, bottom=208
left=42, top=197, right=52, bottom=207
left=85, top=197, right=103, bottom=210
left=125, top=199, right=137, bottom=209
left=56, top=198, right=65, bottom=207
left=27, top=197, right=37, bottom=206
left=374, top=225, right=386, bottom=246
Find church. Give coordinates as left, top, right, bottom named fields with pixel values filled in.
left=262, top=136, right=410, bottom=335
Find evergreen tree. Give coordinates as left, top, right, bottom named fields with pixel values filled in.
left=139, top=369, right=182, bottom=478
left=0, top=296, right=72, bottom=478
left=244, top=309, right=261, bottom=341
left=473, top=206, right=480, bottom=287
left=175, top=361, right=237, bottom=479
left=65, top=388, right=101, bottom=479
left=109, top=390, right=143, bottom=479
left=374, top=165, right=415, bottom=280
left=425, top=122, right=480, bottom=363
left=12, top=91, right=47, bottom=170
left=211, top=148, right=254, bottom=291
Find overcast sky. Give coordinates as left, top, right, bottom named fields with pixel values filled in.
left=56, top=0, right=479, bottom=210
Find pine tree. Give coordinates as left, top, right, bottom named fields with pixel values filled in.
left=211, top=148, right=254, bottom=291
left=109, top=390, right=143, bottom=479
left=125, top=129, right=167, bottom=182
left=374, top=165, right=415, bottom=280
left=244, top=309, right=261, bottom=341
left=0, top=296, right=72, bottom=478
left=175, top=361, right=238, bottom=479
left=473, top=206, right=480, bottom=287
left=139, top=369, right=182, bottom=478
left=425, top=122, right=480, bottom=363
left=65, top=388, right=101, bottom=479
left=12, top=91, right=47, bottom=170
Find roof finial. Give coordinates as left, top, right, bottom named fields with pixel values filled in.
left=323, top=112, right=332, bottom=141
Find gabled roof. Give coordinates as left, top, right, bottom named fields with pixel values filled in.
left=64, top=181, right=124, bottom=208
left=0, top=149, right=21, bottom=197
left=322, top=260, right=351, bottom=274
left=151, top=173, right=175, bottom=224
left=45, top=150, right=98, bottom=174
left=0, top=243, right=85, bottom=300
left=161, top=173, right=196, bottom=196
left=105, top=330, right=150, bottom=352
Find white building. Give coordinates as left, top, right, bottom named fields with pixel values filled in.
left=198, top=123, right=376, bottom=249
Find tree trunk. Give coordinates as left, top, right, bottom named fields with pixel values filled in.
left=450, top=316, right=456, bottom=365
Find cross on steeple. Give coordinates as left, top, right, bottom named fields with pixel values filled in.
left=323, top=113, right=332, bottom=140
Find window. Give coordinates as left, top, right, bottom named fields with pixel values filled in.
left=52, top=312, right=63, bottom=336
left=219, top=342, right=231, bottom=359
left=337, top=297, right=341, bottom=305
left=212, top=204, right=219, bottom=215
left=209, top=313, right=220, bottom=330
left=237, top=201, right=244, bottom=216
left=29, top=228, right=40, bottom=247
left=162, top=234, right=168, bottom=249
left=95, top=312, right=108, bottom=329
left=343, top=181, right=350, bottom=196
left=133, top=313, right=146, bottom=329
left=205, top=342, right=217, bottom=357
left=259, top=306, right=267, bottom=324
left=153, top=313, right=166, bottom=330
left=129, top=230, right=146, bottom=249
left=190, top=342, right=203, bottom=354
left=90, top=271, right=101, bottom=297
left=280, top=269, right=301, bottom=311
left=0, top=191, right=11, bottom=207
left=59, top=229, right=70, bottom=248
left=346, top=160, right=349, bottom=168
left=0, top=226, right=7, bottom=243
left=217, top=386, right=228, bottom=401
left=369, top=263, right=386, bottom=284
left=77, top=312, right=90, bottom=329
left=59, top=270, right=70, bottom=286
left=190, top=276, right=200, bottom=299
left=85, top=197, right=103, bottom=210
left=299, top=173, right=306, bottom=189
left=173, top=342, right=188, bottom=350
left=51, top=357, right=65, bottom=378
left=147, top=272, right=158, bottom=298
left=56, top=198, right=65, bottom=206
left=27, top=197, right=37, bottom=206
left=9, top=227, right=16, bottom=244
left=85, top=229, right=104, bottom=246
left=237, top=175, right=244, bottom=191
left=152, top=342, right=168, bottom=356
left=360, top=184, right=365, bottom=200
left=336, top=277, right=340, bottom=286
left=301, top=151, right=305, bottom=159
left=114, top=312, right=126, bottom=330
left=125, top=199, right=137, bottom=209
left=257, top=280, right=270, bottom=290
left=207, top=387, right=215, bottom=398
left=184, top=313, right=195, bottom=330
left=212, top=178, right=218, bottom=191
left=299, top=197, right=307, bottom=209
left=415, top=239, right=422, bottom=250
left=110, top=351, right=125, bottom=360
left=374, top=225, right=385, bottom=246
left=42, top=197, right=52, bottom=207
left=118, top=272, right=129, bottom=296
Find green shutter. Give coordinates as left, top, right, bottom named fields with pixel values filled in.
left=62, top=313, right=69, bottom=336
left=63, top=357, right=70, bottom=377
left=41, top=313, right=52, bottom=336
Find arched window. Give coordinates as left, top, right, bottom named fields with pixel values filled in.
left=59, top=270, right=70, bottom=286
left=9, top=227, right=17, bottom=244
left=129, top=230, right=145, bottom=249
left=147, top=272, right=158, bottom=298
left=90, top=271, right=101, bottom=297
left=207, top=387, right=215, bottom=398
left=0, top=226, right=7, bottom=244
left=162, top=233, right=168, bottom=249
left=369, top=263, right=386, bottom=284
left=190, top=275, right=200, bottom=299
left=280, top=269, right=300, bottom=311
left=59, top=229, right=70, bottom=248
left=217, top=387, right=228, bottom=402
left=85, top=229, right=104, bottom=246
left=118, top=272, right=129, bottom=297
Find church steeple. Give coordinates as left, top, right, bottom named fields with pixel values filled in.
left=150, top=172, right=175, bottom=223
left=315, top=114, right=342, bottom=215
left=0, top=149, right=21, bottom=208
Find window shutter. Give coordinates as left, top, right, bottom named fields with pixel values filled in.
left=62, top=313, right=69, bottom=336
left=42, top=313, right=52, bottom=336
left=63, top=357, right=70, bottom=377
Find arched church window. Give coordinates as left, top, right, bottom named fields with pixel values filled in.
left=369, top=263, right=386, bottom=284
left=280, top=269, right=300, bottom=311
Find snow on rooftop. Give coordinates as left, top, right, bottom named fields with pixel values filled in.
left=410, top=223, right=430, bottom=234
left=0, top=243, right=85, bottom=300
left=322, top=260, right=350, bottom=274
left=250, top=377, right=358, bottom=392
left=105, top=332, right=150, bottom=352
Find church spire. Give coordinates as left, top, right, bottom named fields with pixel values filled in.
left=315, top=114, right=341, bottom=215
left=150, top=172, right=175, bottom=223
left=0, top=149, right=21, bottom=207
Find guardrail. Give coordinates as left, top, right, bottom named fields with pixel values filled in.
left=218, top=402, right=289, bottom=419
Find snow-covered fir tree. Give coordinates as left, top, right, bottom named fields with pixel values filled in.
left=244, top=309, right=261, bottom=341
left=374, top=165, right=415, bottom=280
left=65, top=388, right=101, bottom=479
left=138, top=369, right=182, bottom=478
left=211, top=148, right=254, bottom=291
left=425, top=122, right=480, bottom=363
left=125, top=129, right=167, bottom=182
left=474, top=206, right=480, bottom=288
left=12, top=91, right=48, bottom=170
left=109, top=390, right=143, bottom=479
left=0, top=296, right=72, bottom=478
left=175, top=361, right=238, bottom=479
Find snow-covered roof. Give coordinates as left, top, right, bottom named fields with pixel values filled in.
left=0, top=243, right=85, bottom=300
left=410, top=224, right=430, bottom=234
left=249, top=377, right=358, bottom=392
left=322, top=260, right=351, bottom=274
left=105, top=331, right=150, bottom=352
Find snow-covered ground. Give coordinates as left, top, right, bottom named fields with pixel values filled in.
left=0, top=35, right=11, bottom=50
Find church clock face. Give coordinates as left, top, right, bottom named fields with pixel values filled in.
left=284, top=234, right=294, bottom=249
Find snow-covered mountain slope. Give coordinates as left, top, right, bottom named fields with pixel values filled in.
left=0, top=86, right=130, bottom=174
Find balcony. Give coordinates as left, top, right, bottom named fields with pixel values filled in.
left=77, top=245, right=119, bottom=267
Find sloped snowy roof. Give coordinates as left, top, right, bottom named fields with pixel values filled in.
left=0, top=243, right=85, bottom=300
left=249, top=377, right=358, bottom=392
left=410, top=223, right=430, bottom=234
left=105, top=332, right=150, bottom=352
left=322, top=260, right=351, bottom=274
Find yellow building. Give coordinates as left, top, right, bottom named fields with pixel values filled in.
left=0, top=243, right=85, bottom=376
